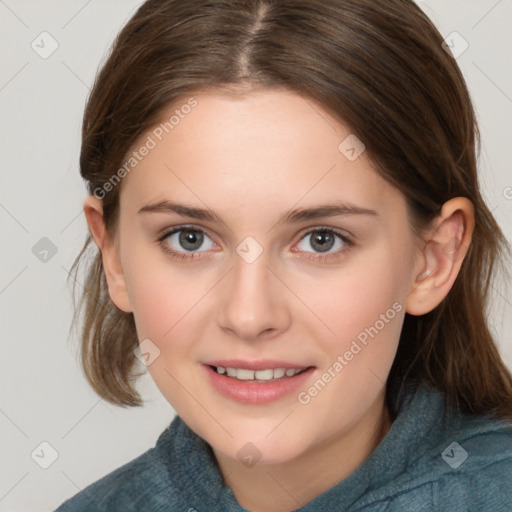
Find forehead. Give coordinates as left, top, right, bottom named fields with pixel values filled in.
left=119, top=89, right=406, bottom=222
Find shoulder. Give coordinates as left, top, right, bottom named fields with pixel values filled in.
left=437, top=415, right=512, bottom=509
left=415, top=411, right=512, bottom=510
left=367, top=382, right=512, bottom=511
left=54, top=422, right=189, bottom=512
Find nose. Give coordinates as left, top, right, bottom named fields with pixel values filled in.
left=217, top=251, right=291, bottom=341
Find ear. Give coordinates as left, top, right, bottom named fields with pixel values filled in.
left=406, top=197, right=475, bottom=316
left=83, top=195, right=133, bottom=313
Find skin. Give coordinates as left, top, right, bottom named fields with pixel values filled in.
left=84, top=89, right=474, bottom=512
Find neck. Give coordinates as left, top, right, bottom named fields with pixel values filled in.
left=213, top=388, right=392, bottom=512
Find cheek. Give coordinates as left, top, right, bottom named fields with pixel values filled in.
left=290, top=259, right=406, bottom=427
left=122, top=243, right=205, bottom=343
left=124, top=257, right=212, bottom=409
left=295, top=251, right=407, bottom=346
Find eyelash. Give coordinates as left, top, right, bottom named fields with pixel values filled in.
left=157, top=225, right=354, bottom=263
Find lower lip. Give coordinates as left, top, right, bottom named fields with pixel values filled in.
left=202, top=364, right=315, bottom=404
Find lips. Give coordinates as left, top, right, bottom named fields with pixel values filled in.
left=202, top=360, right=316, bottom=404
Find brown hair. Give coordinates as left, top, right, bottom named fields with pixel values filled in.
left=68, top=0, right=512, bottom=420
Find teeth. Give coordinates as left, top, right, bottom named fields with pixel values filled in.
left=215, top=366, right=305, bottom=381
left=273, top=368, right=286, bottom=379
left=254, top=369, right=274, bottom=380
left=236, top=368, right=255, bottom=380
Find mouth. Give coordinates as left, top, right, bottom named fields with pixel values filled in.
left=202, top=360, right=316, bottom=404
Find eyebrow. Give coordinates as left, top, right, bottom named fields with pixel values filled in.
left=138, top=200, right=378, bottom=225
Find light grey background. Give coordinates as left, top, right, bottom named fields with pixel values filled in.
left=1, top=1, right=511, bottom=511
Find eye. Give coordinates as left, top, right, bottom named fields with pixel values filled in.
left=294, top=227, right=353, bottom=260
left=158, top=226, right=216, bottom=259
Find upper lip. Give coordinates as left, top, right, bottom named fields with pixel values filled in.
left=204, top=359, right=313, bottom=371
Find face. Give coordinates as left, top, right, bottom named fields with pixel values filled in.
left=109, top=89, right=423, bottom=465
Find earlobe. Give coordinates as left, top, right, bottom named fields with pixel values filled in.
left=406, top=197, right=474, bottom=316
left=83, top=196, right=133, bottom=313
